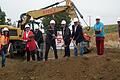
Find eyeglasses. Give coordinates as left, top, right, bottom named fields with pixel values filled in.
left=96, top=19, right=100, bottom=20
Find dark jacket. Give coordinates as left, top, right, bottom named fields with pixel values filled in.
left=118, top=25, right=120, bottom=38
left=46, top=26, right=57, bottom=44
left=72, top=25, right=84, bottom=43
left=34, top=30, right=43, bottom=44
left=62, top=26, right=71, bottom=46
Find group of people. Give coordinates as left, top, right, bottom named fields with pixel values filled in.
left=0, top=17, right=120, bottom=68
left=21, top=17, right=105, bottom=62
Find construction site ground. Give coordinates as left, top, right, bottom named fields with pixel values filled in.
left=0, top=33, right=120, bottom=80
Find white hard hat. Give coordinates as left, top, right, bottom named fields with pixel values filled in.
left=61, top=20, right=66, bottom=24
left=117, top=18, right=120, bottom=22
left=25, top=24, right=30, bottom=28
left=73, top=18, right=79, bottom=22
left=96, top=16, right=101, bottom=20
left=34, top=24, right=39, bottom=30
left=2, top=27, right=9, bottom=32
left=50, top=20, right=55, bottom=24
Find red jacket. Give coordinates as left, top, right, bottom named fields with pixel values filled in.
left=23, top=31, right=33, bottom=41
left=27, top=39, right=37, bottom=51
left=23, top=31, right=37, bottom=51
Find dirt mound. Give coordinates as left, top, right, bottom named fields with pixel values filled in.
left=0, top=48, right=120, bottom=80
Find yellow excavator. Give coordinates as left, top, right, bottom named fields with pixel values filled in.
left=1, top=0, right=90, bottom=56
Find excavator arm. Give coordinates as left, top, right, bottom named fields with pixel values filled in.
left=20, top=0, right=89, bottom=30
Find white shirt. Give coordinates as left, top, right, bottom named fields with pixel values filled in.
left=74, top=26, right=77, bottom=32
left=26, top=31, right=30, bottom=38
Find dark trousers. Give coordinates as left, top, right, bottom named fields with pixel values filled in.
left=64, top=45, right=70, bottom=57
left=27, top=50, right=36, bottom=61
left=45, top=41, right=58, bottom=61
left=36, top=43, right=43, bottom=61
left=36, top=51, right=43, bottom=61
left=96, top=37, right=104, bottom=55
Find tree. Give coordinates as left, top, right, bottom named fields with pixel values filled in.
left=0, top=7, right=6, bottom=25
left=42, top=11, right=71, bottom=32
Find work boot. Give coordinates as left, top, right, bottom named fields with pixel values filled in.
left=2, top=64, right=5, bottom=68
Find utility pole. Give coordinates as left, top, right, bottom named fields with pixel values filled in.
left=88, top=15, right=91, bottom=27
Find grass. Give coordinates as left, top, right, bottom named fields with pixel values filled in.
left=85, top=24, right=118, bottom=36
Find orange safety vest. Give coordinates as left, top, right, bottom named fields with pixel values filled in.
left=0, top=35, right=9, bottom=46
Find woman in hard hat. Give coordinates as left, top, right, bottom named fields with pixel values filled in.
left=61, top=20, right=71, bottom=57
left=23, top=24, right=37, bottom=61
left=0, top=27, right=10, bottom=67
left=45, top=20, right=58, bottom=61
left=94, top=16, right=105, bottom=55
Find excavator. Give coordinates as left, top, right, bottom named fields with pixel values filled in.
left=0, top=0, right=90, bottom=57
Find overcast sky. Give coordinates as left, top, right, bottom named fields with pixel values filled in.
left=0, top=0, right=120, bottom=26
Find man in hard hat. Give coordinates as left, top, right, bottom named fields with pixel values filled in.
left=117, top=18, right=120, bottom=42
left=23, top=24, right=37, bottom=61
left=0, top=27, right=10, bottom=67
left=34, top=24, right=44, bottom=61
left=61, top=20, right=71, bottom=57
left=45, top=20, right=58, bottom=61
left=94, top=16, right=105, bottom=55
left=71, top=18, right=85, bottom=56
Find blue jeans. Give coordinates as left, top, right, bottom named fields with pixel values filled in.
left=80, top=41, right=85, bottom=56
left=74, top=41, right=85, bottom=56
left=74, top=47, right=78, bottom=56
left=1, top=49, right=7, bottom=67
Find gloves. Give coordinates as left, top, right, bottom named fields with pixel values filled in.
left=95, top=31, right=101, bottom=34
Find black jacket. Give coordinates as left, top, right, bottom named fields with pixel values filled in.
left=34, top=30, right=43, bottom=44
left=72, top=25, right=84, bottom=43
left=46, top=26, right=57, bottom=44
left=62, top=26, right=71, bottom=45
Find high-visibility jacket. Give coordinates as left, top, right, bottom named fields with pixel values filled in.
left=23, top=31, right=37, bottom=51
left=0, top=35, right=9, bottom=50
left=0, top=35, right=9, bottom=46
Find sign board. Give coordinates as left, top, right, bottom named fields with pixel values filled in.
left=56, top=31, right=74, bottom=49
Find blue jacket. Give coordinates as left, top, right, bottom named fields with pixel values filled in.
left=94, top=22, right=105, bottom=37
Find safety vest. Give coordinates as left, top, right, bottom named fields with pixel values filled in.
left=0, top=35, right=9, bottom=46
